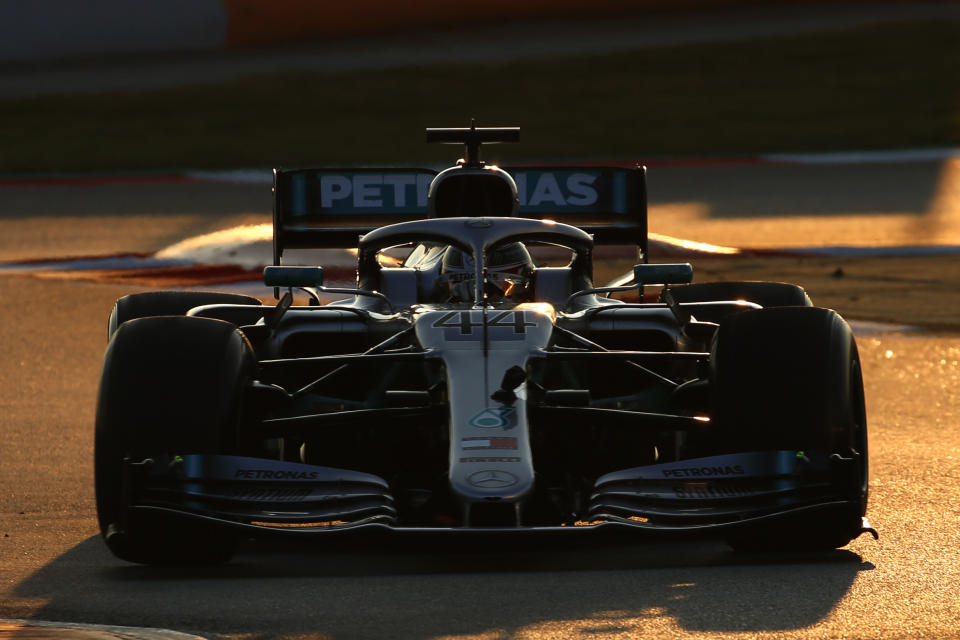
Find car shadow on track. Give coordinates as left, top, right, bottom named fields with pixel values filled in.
left=11, top=534, right=874, bottom=638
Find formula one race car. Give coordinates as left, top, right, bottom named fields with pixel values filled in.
left=95, top=125, right=875, bottom=564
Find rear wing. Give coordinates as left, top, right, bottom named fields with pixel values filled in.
left=272, top=165, right=647, bottom=265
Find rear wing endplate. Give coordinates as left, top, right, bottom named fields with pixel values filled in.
left=272, top=165, right=647, bottom=265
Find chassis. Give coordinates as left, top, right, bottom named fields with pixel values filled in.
left=95, top=127, right=874, bottom=564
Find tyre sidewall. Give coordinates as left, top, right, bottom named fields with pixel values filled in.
left=711, top=307, right=869, bottom=549
left=95, top=316, right=253, bottom=563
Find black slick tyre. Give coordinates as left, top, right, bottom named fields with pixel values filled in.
left=95, top=316, right=254, bottom=564
left=666, top=281, right=813, bottom=308
left=108, top=290, right=261, bottom=337
left=710, top=307, right=868, bottom=551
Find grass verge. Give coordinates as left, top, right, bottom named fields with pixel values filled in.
left=1, top=20, right=957, bottom=174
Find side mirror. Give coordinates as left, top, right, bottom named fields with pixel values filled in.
left=263, top=266, right=324, bottom=288
left=633, top=263, right=693, bottom=286
left=263, top=265, right=396, bottom=313
left=566, top=263, right=694, bottom=310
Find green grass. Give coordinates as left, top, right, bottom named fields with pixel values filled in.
left=1, top=20, right=957, bottom=174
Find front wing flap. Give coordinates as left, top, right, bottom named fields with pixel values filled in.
left=125, top=454, right=397, bottom=529
left=588, top=451, right=866, bottom=529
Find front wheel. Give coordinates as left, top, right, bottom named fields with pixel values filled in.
left=95, top=316, right=254, bottom=564
left=710, top=307, right=868, bottom=551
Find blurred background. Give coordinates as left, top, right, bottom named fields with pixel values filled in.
left=0, top=0, right=957, bottom=174
left=1, top=0, right=959, bottom=329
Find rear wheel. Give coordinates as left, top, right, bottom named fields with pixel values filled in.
left=95, top=316, right=254, bottom=564
left=710, top=307, right=868, bottom=551
left=108, top=290, right=261, bottom=337
left=666, top=281, right=812, bottom=308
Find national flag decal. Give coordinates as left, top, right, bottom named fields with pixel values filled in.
left=462, top=437, right=518, bottom=450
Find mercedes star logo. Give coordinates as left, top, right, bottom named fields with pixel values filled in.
left=467, top=470, right=519, bottom=489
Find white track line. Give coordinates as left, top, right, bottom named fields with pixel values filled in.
left=0, top=618, right=207, bottom=639
left=763, top=148, right=960, bottom=165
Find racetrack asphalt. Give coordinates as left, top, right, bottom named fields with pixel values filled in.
left=0, top=276, right=958, bottom=639
left=1, top=159, right=960, bottom=638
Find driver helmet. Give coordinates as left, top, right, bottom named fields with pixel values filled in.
left=439, top=243, right=533, bottom=303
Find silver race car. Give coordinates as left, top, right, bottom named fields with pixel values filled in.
left=95, top=125, right=875, bottom=564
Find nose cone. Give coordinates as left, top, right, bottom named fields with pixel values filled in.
left=414, top=307, right=556, bottom=518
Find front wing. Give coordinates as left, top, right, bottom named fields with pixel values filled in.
left=116, top=451, right=876, bottom=542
